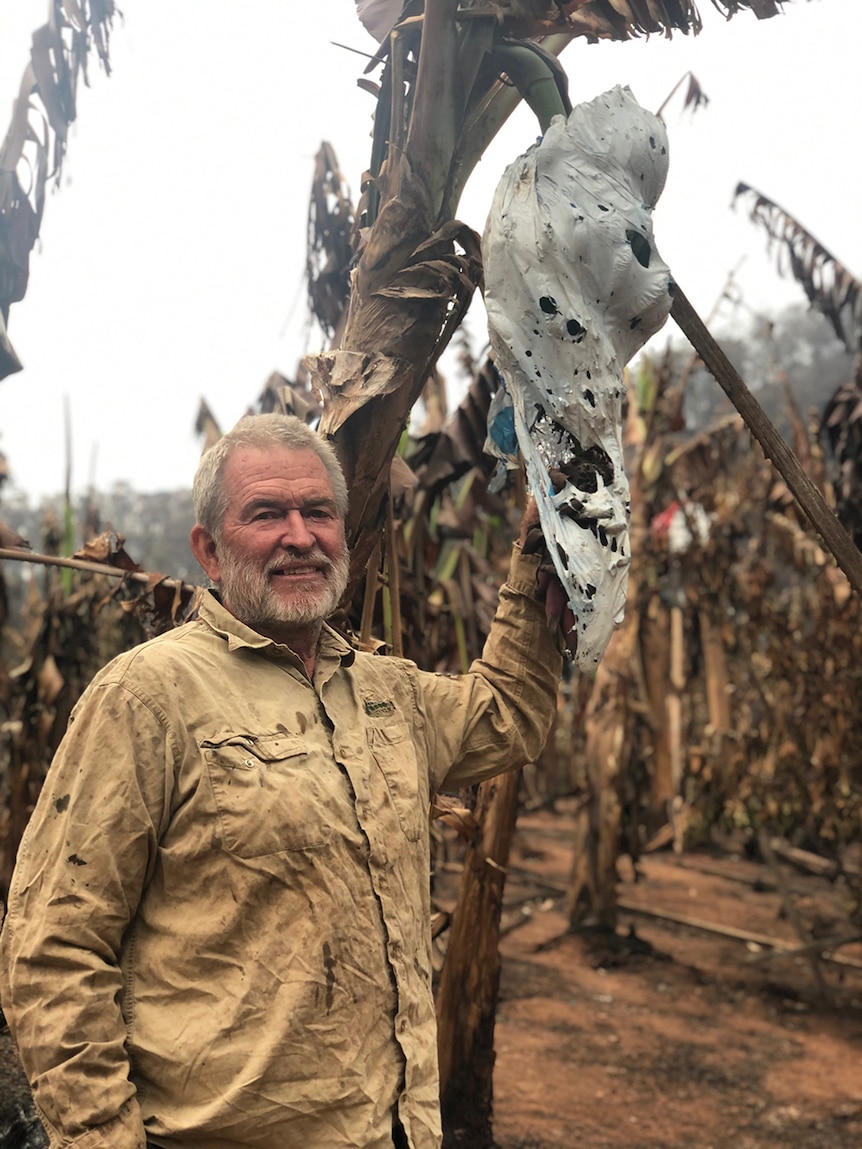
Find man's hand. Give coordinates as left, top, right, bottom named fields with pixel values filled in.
left=519, top=501, right=578, bottom=660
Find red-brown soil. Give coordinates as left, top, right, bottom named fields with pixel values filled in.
left=486, top=809, right=862, bottom=1149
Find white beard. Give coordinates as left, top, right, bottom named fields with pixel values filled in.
left=216, top=545, right=350, bottom=631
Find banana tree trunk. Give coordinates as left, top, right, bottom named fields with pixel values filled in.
left=305, top=0, right=482, bottom=593
left=308, top=208, right=481, bottom=586
left=435, top=767, right=522, bottom=1149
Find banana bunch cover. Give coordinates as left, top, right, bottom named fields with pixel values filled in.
left=484, top=85, right=673, bottom=667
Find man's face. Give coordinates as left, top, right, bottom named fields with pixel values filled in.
left=201, top=445, right=349, bottom=633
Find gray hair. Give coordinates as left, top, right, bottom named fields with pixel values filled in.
left=193, top=413, right=349, bottom=538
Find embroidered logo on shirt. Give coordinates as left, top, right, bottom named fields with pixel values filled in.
left=364, top=699, right=396, bottom=716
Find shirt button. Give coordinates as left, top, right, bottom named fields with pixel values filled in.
left=398, top=1018, right=408, bottom=1034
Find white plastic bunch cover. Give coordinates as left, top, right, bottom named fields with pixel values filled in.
left=484, top=85, right=673, bottom=668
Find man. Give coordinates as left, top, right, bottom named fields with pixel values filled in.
left=0, top=414, right=564, bottom=1149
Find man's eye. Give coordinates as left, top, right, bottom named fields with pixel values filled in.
left=253, top=510, right=279, bottom=521
left=306, top=508, right=332, bottom=521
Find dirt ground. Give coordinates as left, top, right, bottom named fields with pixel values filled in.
left=480, top=808, right=862, bottom=1149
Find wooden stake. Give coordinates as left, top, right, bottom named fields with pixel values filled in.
left=698, top=611, right=731, bottom=732
left=358, top=540, right=381, bottom=651
left=0, top=547, right=194, bottom=594
left=768, top=837, right=862, bottom=880
left=384, top=494, right=403, bottom=658
left=618, top=898, right=862, bottom=972
left=668, top=602, right=685, bottom=787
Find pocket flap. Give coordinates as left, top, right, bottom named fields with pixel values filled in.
left=201, top=732, right=306, bottom=763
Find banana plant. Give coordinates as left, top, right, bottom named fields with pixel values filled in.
left=305, top=0, right=780, bottom=593
left=734, top=181, right=862, bottom=550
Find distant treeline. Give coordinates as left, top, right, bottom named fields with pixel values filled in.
left=2, top=485, right=199, bottom=585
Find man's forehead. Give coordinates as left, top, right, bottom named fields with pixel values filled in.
left=223, top=445, right=334, bottom=499
left=225, top=444, right=324, bottom=474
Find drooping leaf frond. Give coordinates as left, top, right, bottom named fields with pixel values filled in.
left=0, top=1, right=118, bottom=381
left=733, top=181, right=861, bottom=354
left=194, top=399, right=223, bottom=454
left=407, top=357, right=501, bottom=497
left=499, top=0, right=705, bottom=41
left=307, top=143, right=356, bottom=342
left=822, top=366, right=862, bottom=549
left=459, top=0, right=793, bottom=42
left=357, top=1, right=789, bottom=44
left=655, top=70, right=709, bottom=121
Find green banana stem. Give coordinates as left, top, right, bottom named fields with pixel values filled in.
left=489, top=40, right=571, bottom=132
left=405, top=0, right=463, bottom=226
left=439, top=32, right=574, bottom=222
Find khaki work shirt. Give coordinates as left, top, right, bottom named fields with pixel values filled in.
left=0, top=546, right=562, bottom=1149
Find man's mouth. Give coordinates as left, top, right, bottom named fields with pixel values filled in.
left=269, top=564, right=325, bottom=580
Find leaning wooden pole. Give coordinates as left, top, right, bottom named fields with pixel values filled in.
left=670, top=284, right=862, bottom=595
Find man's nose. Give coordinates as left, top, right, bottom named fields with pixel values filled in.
left=279, top=510, right=315, bottom=550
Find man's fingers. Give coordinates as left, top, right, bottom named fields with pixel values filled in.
left=521, top=523, right=546, bottom=556
left=537, top=572, right=578, bottom=659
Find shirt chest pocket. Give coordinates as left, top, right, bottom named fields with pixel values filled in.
left=202, top=732, right=333, bottom=858
left=367, top=722, right=423, bottom=843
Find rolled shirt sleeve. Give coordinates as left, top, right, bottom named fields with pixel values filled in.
left=419, top=543, right=564, bottom=792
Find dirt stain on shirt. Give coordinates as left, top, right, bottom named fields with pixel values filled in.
left=322, top=942, right=336, bottom=1013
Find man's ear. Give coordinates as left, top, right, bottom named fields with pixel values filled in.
left=190, top=524, right=221, bottom=583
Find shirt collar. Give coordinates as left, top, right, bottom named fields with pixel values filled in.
left=197, top=590, right=356, bottom=667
